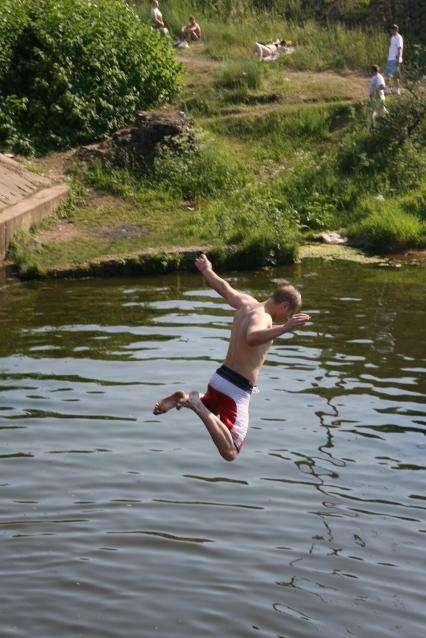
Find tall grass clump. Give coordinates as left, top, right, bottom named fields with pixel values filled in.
left=243, top=94, right=426, bottom=236
left=211, top=103, right=334, bottom=161
left=153, top=131, right=248, bottom=200
left=282, top=22, right=386, bottom=72
left=336, top=97, right=426, bottom=191
left=348, top=202, right=426, bottom=252
left=0, top=0, right=182, bottom=154
left=76, top=160, right=146, bottom=202
left=77, top=130, right=247, bottom=203
left=215, top=61, right=264, bottom=91
left=186, top=13, right=386, bottom=73
left=290, top=97, right=425, bottom=226
left=135, top=0, right=426, bottom=44
left=185, top=183, right=300, bottom=264
left=214, top=60, right=266, bottom=103
left=7, top=230, right=48, bottom=278
left=399, top=186, right=426, bottom=221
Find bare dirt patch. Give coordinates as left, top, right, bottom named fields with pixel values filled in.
left=32, top=218, right=148, bottom=246
left=88, top=224, right=147, bottom=240
left=29, top=150, right=74, bottom=180
left=85, top=193, right=126, bottom=209
left=30, top=219, right=84, bottom=246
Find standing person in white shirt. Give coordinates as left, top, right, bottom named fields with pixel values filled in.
left=150, top=0, right=168, bottom=35
left=384, top=24, right=403, bottom=96
left=369, top=64, right=388, bottom=124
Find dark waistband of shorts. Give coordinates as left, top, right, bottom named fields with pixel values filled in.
left=216, top=364, right=253, bottom=393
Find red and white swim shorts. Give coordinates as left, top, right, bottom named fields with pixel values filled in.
left=201, top=365, right=253, bottom=452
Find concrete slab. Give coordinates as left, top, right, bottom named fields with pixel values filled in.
left=0, top=154, right=50, bottom=209
left=0, top=154, right=69, bottom=259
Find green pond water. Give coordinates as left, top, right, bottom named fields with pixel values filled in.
left=0, top=259, right=425, bottom=638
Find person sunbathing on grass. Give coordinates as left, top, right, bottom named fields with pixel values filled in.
left=153, top=253, right=310, bottom=461
left=252, top=39, right=286, bottom=60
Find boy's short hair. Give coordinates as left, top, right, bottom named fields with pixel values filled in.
left=272, top=285, right=302, bottom=311
left=371, top=64, right=380, bottom=73
left=391, top=24, right=399, bottom=31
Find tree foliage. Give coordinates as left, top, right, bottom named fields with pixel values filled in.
left=0, top=0, right=182, bottom=154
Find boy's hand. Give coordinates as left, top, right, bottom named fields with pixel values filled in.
left=283, top=313, right=311, bottom=332
left=195, top=253, right=212, bottom=273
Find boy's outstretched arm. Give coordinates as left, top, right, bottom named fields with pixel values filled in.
left=246, top=313, right=311, bottom=347
left=195, top=254, right=255, bottom=309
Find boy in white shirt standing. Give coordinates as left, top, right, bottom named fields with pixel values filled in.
left=369, top=64, right=388, bottom=124
left=384, top=24, right=403, bottom=96
left=150, top=0, right=168, bottom=36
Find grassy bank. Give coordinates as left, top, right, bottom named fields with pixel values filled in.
left=7, top=7, right=426, bottom=277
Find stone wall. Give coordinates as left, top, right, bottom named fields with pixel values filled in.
left=75, top=111, right=195, bottom=165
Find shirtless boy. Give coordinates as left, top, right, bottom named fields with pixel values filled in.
left=153, top=254, right=310, bottom=461
left=252, top=39, right=286, bottom=61
left=180, top=16, right=201, bottom=42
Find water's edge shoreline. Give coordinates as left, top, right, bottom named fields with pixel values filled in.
left=2, top=243, right=425, bottom=282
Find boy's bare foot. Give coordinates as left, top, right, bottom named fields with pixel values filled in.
left=153, top=390, right=188, bottom=415
left=182, top=391, right=204, bottom=414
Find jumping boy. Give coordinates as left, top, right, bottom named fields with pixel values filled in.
left=153, top=254, right=310, bottom=461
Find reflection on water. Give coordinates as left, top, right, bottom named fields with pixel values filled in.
left=0, top=260, right=425, bottom=638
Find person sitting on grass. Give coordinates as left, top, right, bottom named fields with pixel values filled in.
left=180, top=16, right=202, bottom=42
left=252, top=39, right=286, bottom=61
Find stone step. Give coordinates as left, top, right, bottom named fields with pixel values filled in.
left=0, top=154, right=69, bottom=260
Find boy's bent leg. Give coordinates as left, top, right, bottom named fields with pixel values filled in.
left=184, top=391, right=238, bottom=461
left=153, top=390, right=188, bottom=415
left=252, top=43, right=262, bottom=58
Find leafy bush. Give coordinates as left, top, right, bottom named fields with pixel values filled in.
left=329, top=98, right=426, bottom=222
left=266, top=97, right=426, bottom=232
left=0, top=0, right=182, bottom=154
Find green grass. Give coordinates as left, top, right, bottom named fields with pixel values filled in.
left=207, top=102, right=338, bottom=164
left=8, top=195, right=199, bottom=276
left=399, top=185, right=426, bottom=221
left=348, top=203, right=426, bottom=252
left=132, top=0, right=386, bottom=71
left=8, top=6, right=426, bottom=276
left=196, top=18, right=385, bottom=72
left=215, top=60, right=265, bottom=92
